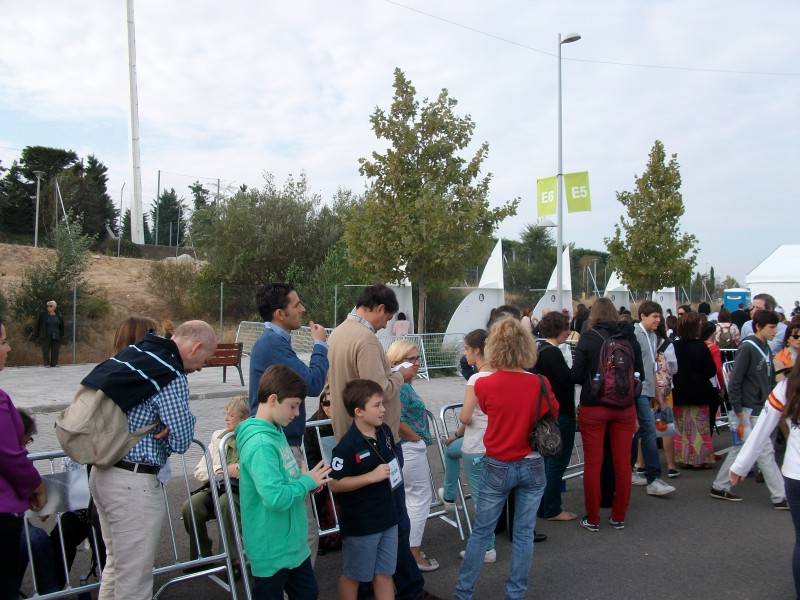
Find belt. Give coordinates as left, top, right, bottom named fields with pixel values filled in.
left=113, top=460, right=160, bottom=475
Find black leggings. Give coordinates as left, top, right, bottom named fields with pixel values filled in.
left=0, top=513, right=23, bottom=600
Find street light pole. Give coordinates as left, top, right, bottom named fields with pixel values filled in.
left=556, top=32, right=581, bottom=311
left=32, top=171, right=45, bottom=248
left=117, top=182, right=126, bottom=257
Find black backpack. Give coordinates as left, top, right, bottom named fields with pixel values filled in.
left=589, top=329, right=641, bottom=408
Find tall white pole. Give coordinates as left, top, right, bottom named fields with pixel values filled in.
left=556, top=32, right=581, bottom=312
left=117, top=182, right=126, bottom=257
left=33, top=171, right=45, bottom=248
left=126, top=0, right=144, bottom=244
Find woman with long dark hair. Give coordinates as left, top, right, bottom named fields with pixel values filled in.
left=731, top=360, right=800, bottom=597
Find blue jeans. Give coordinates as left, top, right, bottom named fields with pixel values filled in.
left=539, top=414, right=577, bottom=518
left=454, top=456, right=546, bottom=600
left=633, top=396, right=661, bottom=483
left=785, top=476, right=800, bottom=599
left=442, top=436, right=464, bottom=501
left=252, top=556, right=317, bottom=600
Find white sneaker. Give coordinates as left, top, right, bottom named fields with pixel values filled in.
left=631, top=472, right=647, bottom=486
left=647, top=478, right=676, bottom=496
left=459, top=548, right=497, bottom=563
left=437, top=487, right=456, bottom=512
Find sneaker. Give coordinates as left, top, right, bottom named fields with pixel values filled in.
left=710, top=487, right=742, bottom=502
left=607, top=516, right=625, bottom=530
left=774, top=500, right=790, bottom=510
left=458, top=548, right=497, bottom=563
left=437, top=487, right=455, bottom=513
left=579, top=515, right=599, bottom=532
left=646, top=478, right=676, bottom=496
left=667, top=468, right=681, bottom=478
left=635, top=466, right=646, bottom=474
left=631, top=471, right=647, bottom=486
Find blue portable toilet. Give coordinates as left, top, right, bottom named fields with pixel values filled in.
left=723, top=288, right=750, bottom=312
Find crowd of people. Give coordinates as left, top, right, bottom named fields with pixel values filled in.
left=3, top=287, right=800, bottom=600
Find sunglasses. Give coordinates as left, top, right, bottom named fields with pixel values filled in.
left=791, top=334, right=800, bottom=340
left=321, top=401, right=331, bottom=407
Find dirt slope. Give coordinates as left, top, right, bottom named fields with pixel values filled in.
left=0, top=243, right=158, bottom=315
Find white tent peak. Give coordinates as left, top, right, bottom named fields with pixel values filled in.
left=478, top=239, right=504, bottom=289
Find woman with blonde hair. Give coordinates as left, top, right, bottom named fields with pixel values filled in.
left=386, top=339, right=438, bottom=571
left=454, top=316, right=557, bottom=599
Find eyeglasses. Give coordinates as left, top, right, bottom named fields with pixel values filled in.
left=404, top=356, right=420, bottom=364
left=25, top=437, right=34, bottom=447
left=677, top=312, right=685, bottom=316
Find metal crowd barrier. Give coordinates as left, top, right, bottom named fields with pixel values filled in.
left=18, top=441, right=238, bottom=600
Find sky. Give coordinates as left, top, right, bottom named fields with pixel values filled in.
left=1, top=1, right=798, bottom=285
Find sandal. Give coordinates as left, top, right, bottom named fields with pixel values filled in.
left=547, top=511, right=577, bottom=521
left=416, top=558, right=440, bottom=572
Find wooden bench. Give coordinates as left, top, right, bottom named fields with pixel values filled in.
left=204, top=342, right=244, bottom=386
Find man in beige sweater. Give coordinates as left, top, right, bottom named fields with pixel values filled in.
left=328, top=284, right=445, bottom=600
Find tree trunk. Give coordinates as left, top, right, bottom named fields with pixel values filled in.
left=417, top=278, right=426, bottom=334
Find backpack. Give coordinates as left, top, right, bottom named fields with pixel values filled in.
left=589, top=329, right=641, bottom=408
left=55, top=385, right=157, bottom=468
left=717, top=324, right=736, bottom=349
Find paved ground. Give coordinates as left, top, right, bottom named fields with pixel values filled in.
left=8, top=359, right=796, bottom=599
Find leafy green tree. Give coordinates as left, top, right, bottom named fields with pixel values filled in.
left=19, top=146, right=79, bottom=181
left=149, top=188, right=187, bottom=246
left=605, top=140, right=698, bottom=292
left=347, top=68, right=518, bottom=332
left=191, top=173, right=358, bottom=286
left=503, top=225, right=556, bottom=297
left=0, top=162, right=33, bottom=234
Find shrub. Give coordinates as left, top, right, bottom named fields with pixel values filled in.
left=147, top=258, right=202, bottom=320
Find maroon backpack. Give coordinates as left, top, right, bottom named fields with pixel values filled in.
left=589, top=329, right=641, bottom=408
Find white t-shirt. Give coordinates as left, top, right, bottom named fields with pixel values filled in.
left=461, top=371, right=492, bottom=454
left=731, top=380, right=800, bottom=481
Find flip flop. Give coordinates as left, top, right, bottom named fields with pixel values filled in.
left=547, top=511, right=577, bottom=521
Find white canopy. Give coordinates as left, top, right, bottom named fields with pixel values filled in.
left=745, top=245, right=800, bottom=312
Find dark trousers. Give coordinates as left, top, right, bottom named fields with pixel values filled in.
left=539, top=414, right=577, bottom=518
left=0, top=513, right=23, bottom=600
left=50, top=509, right=106, bottom=589
left=785, top=476, right=800, bottom=599
left=41, top=337, right=60, bottom=367
left=252, top=556, right=318, bottom=600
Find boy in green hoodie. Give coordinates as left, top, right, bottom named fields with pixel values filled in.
left=236, top=364, right=331, bottom=600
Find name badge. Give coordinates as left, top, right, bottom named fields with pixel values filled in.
left=388, top=457, right=403, bottom=490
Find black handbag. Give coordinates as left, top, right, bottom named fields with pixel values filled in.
left=528, top=375, right=563, bottom=457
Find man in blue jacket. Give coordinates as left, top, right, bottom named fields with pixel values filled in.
left=248, top=282, right=329, bottom=562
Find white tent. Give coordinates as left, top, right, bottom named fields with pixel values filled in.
left=603, top=271, right=631, bottom=313
left=745, top=245, right=800, bottom=312
left=532, top=247, right=572, bottom=319
left=377, top=277, right=414, bottom=339
left=445, top=239, right=505, bottom=336
left=652, top=288, right=677, bottom=314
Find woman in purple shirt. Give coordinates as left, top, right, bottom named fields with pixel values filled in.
left=0, top=316, right=47, bottom=600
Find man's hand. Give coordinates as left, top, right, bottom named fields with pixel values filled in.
left=29, top=481, right=47, bottom=512
left=730, top=470, right=744, bottom=485
left=371, top=464, right=391, bottom=483
left=397, top=365, right=415, bottom=383
left=304, top=460, right=332, bottom=488
left=308, top=321, right=327, bottom=342
left=154, top=425, right=170, bottom=440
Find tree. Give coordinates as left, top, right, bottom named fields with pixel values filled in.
left=189, top=181, right=211, bottom=210
left=0, top=161, right=33, bottom=234
left=347, top=68, right=518, bottom=332
left=191, top=173, right=358, bottom=286
left=122, top=208, right=153, bottom=245
left=605, top=140, right=698, bottom=292
left=149, top=188, right=187, bottom=246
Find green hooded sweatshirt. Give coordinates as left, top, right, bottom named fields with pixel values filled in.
left=235, top=417, right=317, bottom=577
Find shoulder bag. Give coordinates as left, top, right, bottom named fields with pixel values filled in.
left=529, top=375, right=563, bottom=457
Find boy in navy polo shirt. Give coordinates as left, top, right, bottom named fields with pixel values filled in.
left=329, top=379, right=400, bottom=600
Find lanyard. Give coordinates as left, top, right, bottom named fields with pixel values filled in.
left=637, top=323, right=657, bottom=371
left=359, top=427, right=397, bottom=464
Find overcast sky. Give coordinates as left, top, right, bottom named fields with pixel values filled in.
left=1, top=1, right=797, bottom=285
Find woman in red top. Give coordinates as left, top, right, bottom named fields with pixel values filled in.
left=454, top=316, right=557, bottom=600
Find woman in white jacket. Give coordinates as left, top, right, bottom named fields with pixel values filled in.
left=730, top=361, right=800, bottom=598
